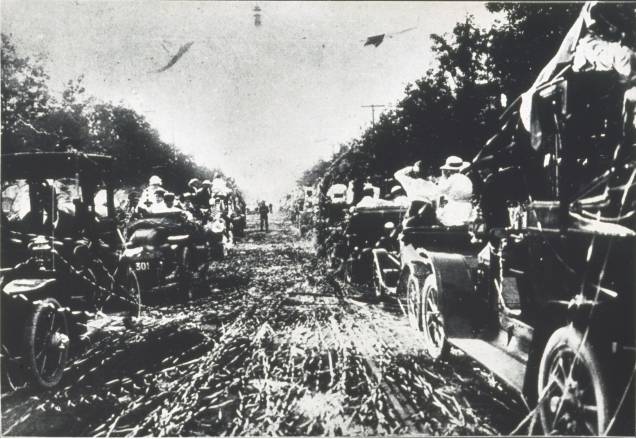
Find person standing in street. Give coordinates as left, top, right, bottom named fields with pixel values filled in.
left=259, top=200, right=269, bottom=232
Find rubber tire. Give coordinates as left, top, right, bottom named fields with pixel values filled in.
left=420, top=274, right=450, bottom=360
left=23, top=298, right=69, bottom=389
left=537, top=326, right=609, bottom=435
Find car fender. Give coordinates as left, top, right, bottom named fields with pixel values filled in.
left=3, top=278, right=57, bottom=299
left=402, top=247, right=476, bottom=337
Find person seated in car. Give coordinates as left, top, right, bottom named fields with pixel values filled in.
left=137, top=175, right=164, bottom=214
left=149, top=188, right=168, bottom=214
left=355, top=186, right=378, bottom=208
left=187, top=178, right=201, bottom=194
left=394, top=160, right=439, bottom=203
left=436, top=156, right=475, bottom=227
left=156, top=191, right=195, bottom=221
left=388, top=185, right=409, bottom=207
left=181, top=192, right=195, bottom=211
left=20, top=184, right=77, bottom=238
left=397, top=156, right=474, bottom=227
left=191, top=178, right=212, bottom=210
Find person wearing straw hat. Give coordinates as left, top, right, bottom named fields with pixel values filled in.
left=436, top=155, right=474, bottom=227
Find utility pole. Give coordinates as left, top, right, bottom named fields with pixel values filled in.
left=361, top=104, right=386, bottom=127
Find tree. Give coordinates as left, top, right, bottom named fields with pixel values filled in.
left=1, top=33, right=54, bottom=153
left=486, top=3, right=580, bottom=99
left=1, top=33, right=243, bottom=198
left=431, top=15, right=500, bottom=161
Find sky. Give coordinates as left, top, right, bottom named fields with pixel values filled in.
left=2, top=1, right=498, bottom=204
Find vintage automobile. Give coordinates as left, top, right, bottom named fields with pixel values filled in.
left=1, top=151, right=141, bottom=389
left=374, top=69, right=635, bottom=435
left=327, top=203, right=406, bottom=300
left=122, top=210, right=212, bottom=302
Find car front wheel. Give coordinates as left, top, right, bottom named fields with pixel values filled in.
left=23, top=298, right=69, bottom=389
left=420, top=274, right=449, bottom=360
left=537, top=326, right=609, bottom=435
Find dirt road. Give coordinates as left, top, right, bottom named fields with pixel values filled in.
left=1, top=213, right=525, bottom=436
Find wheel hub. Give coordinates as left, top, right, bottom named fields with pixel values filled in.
left=49, top=332, right=69, bottom=351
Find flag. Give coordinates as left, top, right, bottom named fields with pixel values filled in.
left=519, top=1, right=594, bottom=145
left=363, top=27, right=416, bottom=47
left=156, top=41, right=194, bottom=73
left=364, top=34, right=385, bottom=47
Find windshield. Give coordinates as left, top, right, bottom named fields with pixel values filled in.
left=1, top=178, right=81, bottom=227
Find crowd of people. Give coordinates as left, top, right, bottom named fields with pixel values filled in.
left=134, top=174, right=241, bottom=221
left=322, top=154, right=475, bottom=229
left=129, top=173, right=247, bottom=245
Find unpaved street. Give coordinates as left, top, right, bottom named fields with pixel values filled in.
left=1, top=213, right=525, bottom=436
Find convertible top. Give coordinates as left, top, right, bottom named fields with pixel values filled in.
left=1, top=152, right=112, bottom=181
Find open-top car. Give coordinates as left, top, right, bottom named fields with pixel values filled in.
left=122, top=210, right=212, bottom=302
left=326, top=204, right=406, bottom=300
left=392, top=65, right=634, bottom=434
left=1, top=151, right=141, bottom=389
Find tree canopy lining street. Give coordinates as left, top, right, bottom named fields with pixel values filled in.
left=1, top=34, right=240, bottom=196
left=299, top=4, right=580, bottom=189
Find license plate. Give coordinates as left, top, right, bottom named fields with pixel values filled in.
left=135, top=261, right=151, bottom=271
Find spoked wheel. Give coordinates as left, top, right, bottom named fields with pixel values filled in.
left=537, top=326, right=609, bottom=435
left=115, top=267, right=142, bottom=319
left=371, top=262, right=384, bottom=303
left=2, top=344, right=27, bottom=391
left=420, top=274, right=449, bottom=360
left=406, top=275, right=421, bottom=330
left=23, top=298, right=69, bottom=389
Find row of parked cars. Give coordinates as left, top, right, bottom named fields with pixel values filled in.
left=0, top=152, right=240, bottom=389
left=323, top=60, right=634, bottom=437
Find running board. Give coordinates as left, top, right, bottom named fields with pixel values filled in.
left=448, top=337, right=526, bottom=392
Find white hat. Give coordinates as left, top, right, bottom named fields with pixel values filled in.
left=188, top=178, right=201, bottom=187
left=390, top=185, right=405, bottom=196
left=201, top=179, right=212, bottom=187
left=149, top=175, right=162, bottom=186
left=440, top=156, right=464, bottom=171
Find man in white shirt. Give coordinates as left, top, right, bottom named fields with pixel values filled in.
left=394, top=160, right=439, bottom=203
